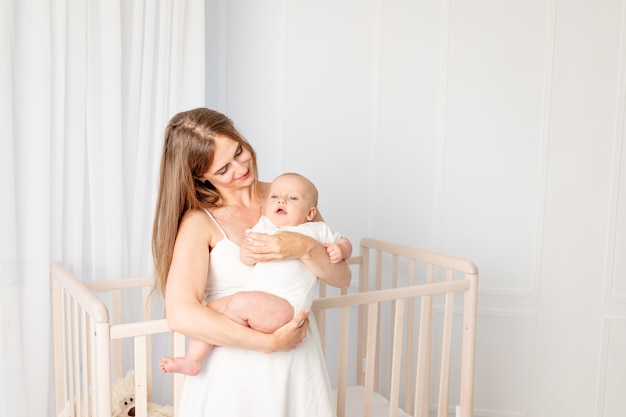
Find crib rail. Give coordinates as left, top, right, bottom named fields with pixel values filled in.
left=50, top=263, right=185, bottom=417
left=314, top=238, right=478, bottom=417
left=51, top=237, right=477, bottom=417
left=51, top=263, right=112, bottom=417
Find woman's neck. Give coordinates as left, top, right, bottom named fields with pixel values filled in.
left=221, top=189, right=258, bottom=208
left=220, top=181, right=268, bottom=208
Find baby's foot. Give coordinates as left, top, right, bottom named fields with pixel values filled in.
left=159, top=356, right=202, bottom=376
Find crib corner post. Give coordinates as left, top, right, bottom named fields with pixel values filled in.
left=460, top=272, right=478, bottom=417
left=93, top=322, right=112, bottom=417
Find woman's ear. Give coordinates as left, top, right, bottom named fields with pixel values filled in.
left=306, top=207, right=317, bottom=221
left=194, top=177, right=215, bottom=190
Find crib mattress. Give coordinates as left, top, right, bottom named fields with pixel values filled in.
left=335, top=385, right=412, bottom=417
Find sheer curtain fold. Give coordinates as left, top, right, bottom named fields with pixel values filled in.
left=1, top=0, right=206, bottom=415
left=53, top=0, right=90, bottom=277
left=0, top=2, right=22, bottom=413
left=2, top=1, right=53, bottom=416
left=85, top=0, right=126, bottom=280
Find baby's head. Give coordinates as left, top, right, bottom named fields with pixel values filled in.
left=266, top=173, right=318, bottom=227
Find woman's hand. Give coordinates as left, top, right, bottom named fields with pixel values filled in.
left=243, top=230, right=351, bottom=290
left=266, top=310, right=310, bottom=353
left=241, top=230, right=312, bottom=262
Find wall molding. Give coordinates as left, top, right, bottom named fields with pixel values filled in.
left=604, top=0, right=626, bottom=305
left=532, top=0, right=558, bottom=299
left=430, top=307, right=537, bottom=417
left=595, top=317, right=626, bottom=417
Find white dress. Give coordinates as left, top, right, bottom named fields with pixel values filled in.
left=176, top=210, right=336, bottom=417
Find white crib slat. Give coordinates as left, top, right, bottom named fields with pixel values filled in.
left=65, top=291, right=74, bottom=414
left=460, top=273, right=479, bottom=417
left=336, top=306, right=351, bottom=417
left=135, top=335, right=149, bottom=417
left=314, top=307, right=324, bottom=352
left=387, top=254, right=399, bottom=394
left=317, top=282, right=327, bottom=351
left=111, top=289, right=124, bottom=380
left=112, top=288, right=123, bottom=380
left=389, top=299, right=405, bottom=417
left=437, top=289, right=455, bottom=417
left=66, top=294, right=77, bottom=417
left=404, top=259, right=416, bottom=414
left=415, top=264, right=434, bottom=417
left=142, top=286, right=153, bottom=402
left=375, top=250, right=383, bottom=290
left=72, top=299, right=81, bottom=416
left=363, top=303, right=379, bottom=417
left=357, top=247, right=370, bottom=385
left=81, top=310, right=90, bottom=417
left=94, top=321, right=112, bottom=417
left=374, top=250, right=383, bottom=393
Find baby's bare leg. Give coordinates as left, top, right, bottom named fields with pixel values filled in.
left=160, top=292, right=292, bottom=376
left=206, top=295, right=231, bottom=315
left=160, top=339, right=212, bottom=376
left=220, top=291, right=294, bottom=332
left=159, top=295, right=238, bottom=376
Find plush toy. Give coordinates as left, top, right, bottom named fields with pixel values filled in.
left=57, top=370, right=174, bottom=417
left=111, top=370, right=174, bottom=417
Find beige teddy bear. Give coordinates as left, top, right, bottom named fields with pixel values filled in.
left=111, top=370, right=174, bottom=417
left=57, top=370, right=174, bottom=417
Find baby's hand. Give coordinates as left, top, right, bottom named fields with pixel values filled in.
left=325, top=243, right=344, bottom=264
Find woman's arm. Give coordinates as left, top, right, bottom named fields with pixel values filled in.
left=298, top=233, right=351, bottom=289
left=164, top=210, right=308, bottom=353
left=242, top=215, right=352, bottom=290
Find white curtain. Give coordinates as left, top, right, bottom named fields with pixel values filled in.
left=0, top=0, right=206, bottom=415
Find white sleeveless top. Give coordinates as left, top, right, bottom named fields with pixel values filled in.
left=202, top=209, right=253, bottom=302
left=176, top=209, right=336, bottom=417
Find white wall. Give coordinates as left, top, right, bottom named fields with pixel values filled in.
left=206, top=1, right=626, bottom=416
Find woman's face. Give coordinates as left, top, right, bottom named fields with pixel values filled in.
left=201, top=135, right=255, bottom=191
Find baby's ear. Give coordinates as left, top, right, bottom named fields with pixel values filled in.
left=307, top=207, right=317, bottom=221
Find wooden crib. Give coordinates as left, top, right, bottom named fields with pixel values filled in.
left=51, top=237, right=478, bottom=417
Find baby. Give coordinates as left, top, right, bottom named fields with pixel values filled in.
left=160, top=172, right=351, bottom=375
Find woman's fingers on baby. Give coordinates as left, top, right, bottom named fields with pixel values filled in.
left=244, top=232, right=268, bottom=247
left=244, top=234, right=285, bottom=262
left=272, top=310, right=308, bottom=350
left=245, top=233, right=278, bottom=254
left=294, top=310, right=310, bottom=329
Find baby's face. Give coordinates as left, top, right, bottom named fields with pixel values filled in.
left=266, top=175, right=316, bottom=227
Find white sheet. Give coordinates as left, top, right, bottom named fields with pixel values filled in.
left=335, top=385, right=412, bottom=417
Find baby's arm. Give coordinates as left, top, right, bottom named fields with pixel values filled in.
left=325, top=237, right=353, bottom=264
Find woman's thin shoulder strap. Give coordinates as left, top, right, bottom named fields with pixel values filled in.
left=203, top=208, right=227, bottom=239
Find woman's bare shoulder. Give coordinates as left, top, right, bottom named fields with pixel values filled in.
left=178, top=208, right=231, bottom=249
left=179, top=208, right=220, bottom=243
left=180, top=208, right=212, bottom=225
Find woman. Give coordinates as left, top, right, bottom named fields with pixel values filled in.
left=152, top=108, right=351, bottom=416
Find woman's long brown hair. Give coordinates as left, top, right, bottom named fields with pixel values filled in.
left=152, top=108, right=257, bottom=297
